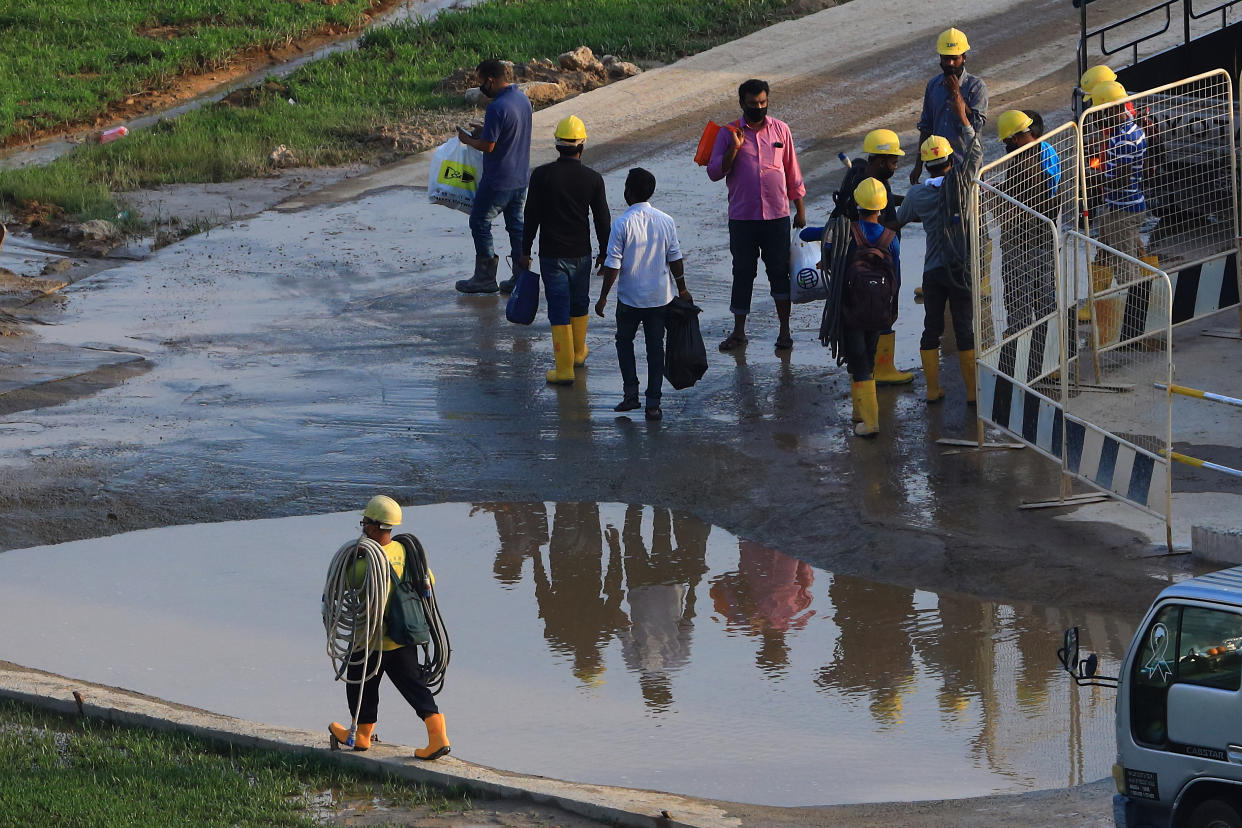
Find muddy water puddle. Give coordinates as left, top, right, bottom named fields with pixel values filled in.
left=0, top=503, right=1131, bottom=806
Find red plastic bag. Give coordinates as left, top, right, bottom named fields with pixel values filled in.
left=693, top=121, right=721, bottom=166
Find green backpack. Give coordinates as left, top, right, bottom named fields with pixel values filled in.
left=385, top=534, right=431, bottom=646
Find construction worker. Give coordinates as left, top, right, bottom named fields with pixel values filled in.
left=455, top=59, right=533, bottom=294
left=840, top=178, right=900, bottom=438
left=328, top=496, right=450, bottom=761
left=995, top=110, right=1059, bottom=349
left=832, top=128, right=912, bottom=385
left=707, top=78, right=806, bottom=353
left=910, top=28, right=988, bottom=186
left=1087, top=81, right=1147, bottom=286
left=518, top=115, right=610, bottom=385
left=893, top=70, right=984, bottom=405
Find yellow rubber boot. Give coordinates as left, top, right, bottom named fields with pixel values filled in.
left=1080, top=262, right=1114, bottom=323
left=329, top=721, right=375, bottom=751
left=545, top=324, right=575, bottom=385
left=850, top=383, right=862, bottom=423
left=873, top=332, right=914, bottom=385
left=414, top=713, right=451, bottom=760
left=920, top=349, right=945, bottom=403
left=570, top=315, right=590, bottom=366
left=957, top=349, right=977, bottom=406
left=853, top=380, right=879, bottom=437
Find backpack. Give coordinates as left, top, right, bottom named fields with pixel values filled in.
left=840, top=222, right=897, bottom=331
left=385, top=534, right=432, bottom=647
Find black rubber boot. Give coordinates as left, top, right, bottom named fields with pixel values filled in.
left=456, top=255, right=499, bottom=294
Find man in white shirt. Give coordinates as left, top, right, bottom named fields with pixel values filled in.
left=595, top=168, right=690, bottom=421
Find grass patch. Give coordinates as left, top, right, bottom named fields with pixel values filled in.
left=0, top=0, right=835, bottom=220
left=0, top=698, right=466, bottom=827
left=0, top=0, right=385, bottom=143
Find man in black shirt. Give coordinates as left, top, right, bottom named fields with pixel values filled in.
left=518, top=115, right=611, bottom=385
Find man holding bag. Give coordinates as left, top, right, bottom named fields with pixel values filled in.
left=595, top=168, right=689, bottom=421
left=518, top=116, right=611, bottom=386
left=707, top=79, right=806, bottom=353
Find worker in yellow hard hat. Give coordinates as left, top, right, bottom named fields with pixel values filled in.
left=830, top=129, right=914, bottom=386
left=838, top=178, right=901, bottom=437
left=893, top=67, right=984, bottom=406
left=994, top=110, right=1061, bottom=373
left=517, top=115, right=611, bottom=386
left=328, top=496, right=450, bottom=760
left=911, top=28, right=988, bottom=187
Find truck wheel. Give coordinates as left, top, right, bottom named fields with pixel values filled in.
left=1189, top=799, right=1242, bottom=828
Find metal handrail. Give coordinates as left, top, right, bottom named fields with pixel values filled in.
left=1077, top=0, right=1242, bottom=78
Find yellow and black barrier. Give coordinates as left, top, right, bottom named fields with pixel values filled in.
left=1155, top=383, right=1242, bottom=409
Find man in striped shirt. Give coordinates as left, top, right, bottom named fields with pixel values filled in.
left=1092, top=82, right=1147, bottom=285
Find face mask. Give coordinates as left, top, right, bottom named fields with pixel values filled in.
left=743, top=106, right=767, bottom=124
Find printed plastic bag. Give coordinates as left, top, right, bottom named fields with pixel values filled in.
left=789, top=231, right=827, bottom=304
left=663, top=297, right=708, bottom=390
left=428, top=137, right=483, bottom=214
left=505, top=267, right=541, bottom=325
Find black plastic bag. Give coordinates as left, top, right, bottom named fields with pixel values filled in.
left=663, top=297, right=708, bottom=390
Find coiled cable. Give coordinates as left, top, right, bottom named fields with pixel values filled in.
left=322, top=535, right=389, bottom=745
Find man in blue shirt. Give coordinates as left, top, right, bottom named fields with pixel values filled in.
left=1089, top=81, right=1147, bottom=286
left=910, top=28, right=988, bottom=186
left=455, top=59, right=533, bottom=294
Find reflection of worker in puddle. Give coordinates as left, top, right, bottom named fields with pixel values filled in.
left=475, top=502, right=549, bottom=586
left=531, top=502, right=628, bottom=685
left=614, top=505, right=710, bottom=710
left=710, top=541, right=815, bottom=677
left=815, top=575, right=917, bottom=727
left=913, top=593, right=991, bottom=720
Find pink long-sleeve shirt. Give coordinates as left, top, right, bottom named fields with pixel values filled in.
left=706, top=116, right=806, bottom=221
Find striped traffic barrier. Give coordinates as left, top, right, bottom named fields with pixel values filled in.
left=1167, top=451, right=1242, bottom=481
left=1154, top=383, right=1242, bottom=409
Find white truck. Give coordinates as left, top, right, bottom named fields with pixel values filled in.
left=1061, top=566, right=1242, bottom=828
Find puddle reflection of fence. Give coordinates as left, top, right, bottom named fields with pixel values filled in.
left=480, top=501, right=1125, bottom=786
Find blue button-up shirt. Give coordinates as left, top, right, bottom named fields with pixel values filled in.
left=917, top=71, right=988, bottom=156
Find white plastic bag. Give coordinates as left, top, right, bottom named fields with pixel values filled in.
left=428, top=137, right=484, bottom=214
left=789, top=231, right=827, bottom=304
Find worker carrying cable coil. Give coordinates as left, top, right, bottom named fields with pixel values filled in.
left=322, top=495, right=451, bottom=759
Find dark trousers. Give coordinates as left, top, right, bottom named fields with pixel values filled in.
left=728, top=216, right=792, bottom=315
left=920, top=266, right=975, bottom=352
left=842, top=327, right=881, bottom=381
left=1000, top=239, right=1056, bottom=336
left=345, top=645, right=437, bottom=724
left=615, top=301, right=667, bottom=405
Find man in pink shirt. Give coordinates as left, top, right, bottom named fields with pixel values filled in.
left=708, top=79, right=807, bottom=352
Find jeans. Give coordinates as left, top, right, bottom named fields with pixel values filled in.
left=616, top=301, right=668, bottom=405
left=728, top=216, right=791, bottom=315
left=469, top=181, right=526, bottom=259
left=841, top=327, right=881, bottom=381
left=540, top=255, right=593, bottom=326
left=920, top=266, right=975, bottom=351
left=344, top=645, right=438, bottom=724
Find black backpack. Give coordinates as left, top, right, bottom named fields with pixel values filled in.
left=840, top=222, right=897, bottom=332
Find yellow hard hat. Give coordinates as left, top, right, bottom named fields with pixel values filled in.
left=936, top=27, right=970, bottom=56
left=920, top=135, right=954, bottom=163
left=1079, top=65, right=1116, bottom=93
left=997, top=110, right=1034, bottom=141
left=1089, top=80, right=1128, bottom=105
left=363, top=495, right=402, bottom=528
left=554, top=115, right=587, bottom=144
left=862, top=128, right=904, bottom=156
left=853, top=177, right=888, bottom=211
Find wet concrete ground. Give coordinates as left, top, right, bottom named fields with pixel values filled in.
left=0, top=504, right=1131, bottom=806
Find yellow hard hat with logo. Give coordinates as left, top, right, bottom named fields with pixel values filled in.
left=920, top=135, right=954, bottom=163
left=1088, top=81, right=1128, bottom=106
left=936, top=27, right=970, bottom=56
left=554, top=115, right=587, bottom=145
left=1080, top=65, right=1117, bottom=93
left=363, top=495, right=402, bottom=528
left=853, top=178, right=888, bottom=211
left=862, top=128, right=904, bottom=156
left=997, top=110, right=1034, bottom=141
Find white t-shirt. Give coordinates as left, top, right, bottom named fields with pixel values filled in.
left=603, top=202, right=683, bottom=309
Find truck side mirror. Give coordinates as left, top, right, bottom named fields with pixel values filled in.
left=1057, top=625, right=1118, bottom=688
left=1083, top=652, right=1099, bottom=678
left=1059, top=627, right=1080, bottom=673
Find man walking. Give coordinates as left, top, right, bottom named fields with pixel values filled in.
left=910, top=28, right=988, bottom=186
left=707, top=79, right=806, bottom=353
left=455, top=59, right=532, bottom=294
left=832, top=128, right=912, bottom=385
left=595, top=168, right=689, bottom=421
left=893, top=73, right=984, bottom=405
left=519, top=115, right=610, bottom=385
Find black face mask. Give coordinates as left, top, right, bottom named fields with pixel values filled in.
left=743, top=106, right=767, bottom=124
